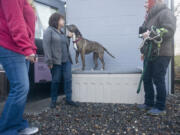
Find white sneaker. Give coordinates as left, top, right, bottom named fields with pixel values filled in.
left=19, top=127, right=39, bottom=135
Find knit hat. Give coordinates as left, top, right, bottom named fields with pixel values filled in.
left=148, top=0, right=156, bottom=11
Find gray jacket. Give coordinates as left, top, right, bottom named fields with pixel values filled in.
left=142, top=3, right=176, bottom=56
left=43, top=26, right=72, bottom=66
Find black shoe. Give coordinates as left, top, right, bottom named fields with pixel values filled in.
left=66, top=100, right=79, bottom=107
left=50, top=102, right=56, bottom=109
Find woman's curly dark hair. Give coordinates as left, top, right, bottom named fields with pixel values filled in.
left=48, top=12, right=64, bottom=29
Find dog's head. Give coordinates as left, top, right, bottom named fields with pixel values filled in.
left=66, top=24, right=82, bottom=37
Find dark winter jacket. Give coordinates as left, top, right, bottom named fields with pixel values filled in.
left=43, top=26, right=72, bottom=66
left=140, top=3, right=176, bottom=56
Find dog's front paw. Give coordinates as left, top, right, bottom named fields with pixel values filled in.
left=75, top=59, right=79, bottom=64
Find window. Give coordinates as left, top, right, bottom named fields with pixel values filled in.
left=34, top=2, right=57, bottom=39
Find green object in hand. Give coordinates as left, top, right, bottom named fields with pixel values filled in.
left=137, top=27, right=168, bottom=94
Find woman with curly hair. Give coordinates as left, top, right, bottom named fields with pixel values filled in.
left=43, top=12, right=78, bottom=109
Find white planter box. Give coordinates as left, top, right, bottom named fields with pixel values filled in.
left=72, top=74, right=144, bottom=104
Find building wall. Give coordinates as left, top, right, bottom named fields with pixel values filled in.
left=66, top=0, right=170, bottom=72
left=65, top=0, right=173, bottom=104
left=67, top=0, right=145, bottom=73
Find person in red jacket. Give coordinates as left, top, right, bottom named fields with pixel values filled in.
left=0, top=0, right=39, bottom=135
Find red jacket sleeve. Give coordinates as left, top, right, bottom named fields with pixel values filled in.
left=1, top=0, right=34, bottom=56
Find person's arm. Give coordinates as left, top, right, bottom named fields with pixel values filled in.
left=43, top=29, right=53, bottom=68
left=66, top=37, right=71, bottom=47
left=139, top=23, right=148, bottom=35
left=159, top=9, right=176, bottom=39
left=66, top=31, right=73, bottom=47
left=1, top=0, right=34, bottom=56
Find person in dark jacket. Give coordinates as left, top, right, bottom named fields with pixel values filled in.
left=43, top=13, right=77, bottom=108
left=138, top=0, right=176, bottom=115
left=0, top=0, right=39, bottom=135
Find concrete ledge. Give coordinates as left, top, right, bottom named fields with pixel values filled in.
left=72, top=74, right=144, bottom=104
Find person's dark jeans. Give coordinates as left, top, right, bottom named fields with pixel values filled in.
left=143, top=56, right=171, bottom=110
left=0, top=47, right=29, bottom=135
left=51, top=62, right=72, bottom=103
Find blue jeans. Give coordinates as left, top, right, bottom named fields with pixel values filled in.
left=143, top=56, right=171, bottom=110
left=51, top=62, right=72, bottom=103
left=0, top=47, right=29, bottom=135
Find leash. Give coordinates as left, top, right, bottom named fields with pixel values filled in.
left=73, top=37, right=82, bottom=44
left=137, top=42, right=153, bottom=94
left=137, top=26, right=168, bottom=94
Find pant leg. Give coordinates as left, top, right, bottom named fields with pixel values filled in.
left=0, top=130, right=19, bottom=135
left=50, top=65, right=62, bottom=103
left=26, top=60, right=30, bottom=72
left=0, top=47, right=29, bottom=135
left=152, top=56, right=171, bottom=110
left=143, top=60, right=155, bottom=107
left=62, top=62, right=72, bottom=102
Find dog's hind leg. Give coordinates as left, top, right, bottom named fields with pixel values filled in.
left=93, top=53, right=98, bottom=70
left=99, top=53, right=105, bottom=71
left=75, top=51, right=79, bottom=64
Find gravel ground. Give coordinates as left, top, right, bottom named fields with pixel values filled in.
left=25, top=87, right=180, bottom=135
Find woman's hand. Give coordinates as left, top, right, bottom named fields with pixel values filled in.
left=48, top=65, right=53, bottom=69
left=67, top=31, right=73, bottom=38
left=142, top=30, right=150, bottom=39
left=141, top=54, right=144, bottom=61
left=26, top=54, right=38, bottom=63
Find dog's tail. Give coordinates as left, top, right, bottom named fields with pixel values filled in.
left=104, top=48, right=115, bottom=58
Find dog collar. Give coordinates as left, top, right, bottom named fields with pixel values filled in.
left=73, top=37, right=82, bottom=44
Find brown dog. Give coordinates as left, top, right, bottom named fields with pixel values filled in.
left=66, top=24, right=115, bottom=71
